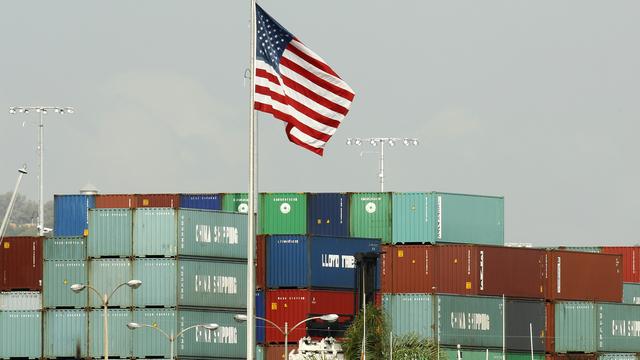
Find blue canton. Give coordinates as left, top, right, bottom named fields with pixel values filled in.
left=256, top=4, right=294, bottom=74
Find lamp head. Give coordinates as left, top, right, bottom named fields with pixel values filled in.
left=346, top=138, right=352, bottom=145
left=127, top=279, right=143, bottom=289
left=127, top=322, right=142, bottom=330
left=70, top=284, right=86, bottom=293
left=354, top=139, right=362, bottom=146
left=8, top=107, right=16, bottom=114
left=203, top=323, right=219, bottom=331
left=320, top=314, right=339, bottom=322
left=233, top=314, right=248, bottom=323
left=370, top=139, right=377, bottom=146
left=388, top=140, right=395, bottom=147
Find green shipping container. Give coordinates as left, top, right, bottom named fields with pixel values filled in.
left=88, top=208, right=133, bottom=257
left=89, top=309, right=132, bottom=358
left=222, top=193, right=249, bottom=213
left=44, top=236, right=86, bottom=260
left=383, top=293, right=433, bottom=338
left=133, top=258, right=247, bottom=308
left=259, top=193, right=307, bottom=235
left=88, top=258, right=133, bottom=308
left=438, top=294, right=504, bottom=348
left=133, top=208, right=248, bottom=258
left=350, top=192, right=391, bottom=244
left=132, top=308, right=247, bottom=359
left=623, top=283, right=640, bottom=304
left=597, top=302, right=640, bottom=352
left=554, top=301, right=596, bottom=353
left=43, top=260, right=88, bottom=308
left=43, top=309, right=88, bottom=358
left=599, top=354, right=639, bottom=360
left=0, top=310, right=41, bottom=359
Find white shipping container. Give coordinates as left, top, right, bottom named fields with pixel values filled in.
left=0, top=291, right=42, bottom=310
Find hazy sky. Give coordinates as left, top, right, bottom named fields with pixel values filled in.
left=1, top=1, right=638, bottom=246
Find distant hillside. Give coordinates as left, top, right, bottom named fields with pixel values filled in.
left=0, top=192, right=53, bottom=237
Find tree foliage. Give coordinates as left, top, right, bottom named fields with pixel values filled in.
left=0, top=192, right=53, bottom=236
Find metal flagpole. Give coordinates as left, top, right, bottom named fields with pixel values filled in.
left=247, top=0, right=257, bottom=359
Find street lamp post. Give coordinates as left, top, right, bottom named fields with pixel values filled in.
left=9, top=106, right=75, bottom=236
left=346, top=137, right=419, bottom=192
left=234, top=313, right=338, bottom=360
left=71, top=279, right=142, bottom=360
left=127, top=322, right=219, bottom=360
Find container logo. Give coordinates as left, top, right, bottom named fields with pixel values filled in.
left=321, top=254, right=356, bottom=269
left=196, top=225, right=239, bottom=244
left=280, top=202, right=291, bottom=214
left=194, top=275, right=238, bottom=294
left=479, top=250, right=484, bottom=291
left=450, top=312, right=490, bottom=331
left=237, top=203, right=249, bottom=213
left=611, top=320, right=640, bottom=337
left=365, top=202, right=377, bottom=214
left=196, top=326, right=238, bottom=344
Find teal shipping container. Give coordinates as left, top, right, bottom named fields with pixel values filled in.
left=88, top=208, right=133, bottom=257
left=0, top=310, right=42, bottom=359
left=133, top=258, right=247, bottom=308
left=44, top=236, right=86, bottom=260
left=89, top=309, right=132, bottom=358
left=43, top=309, right=88, bottom=358
left=554, top=301, right=597, bottom=353
left=88, top=258, right=132, bottom=308
left=597, top=302, right=640, bottom=352
left=43, top=260, right=88, bottom=308
left=392, top=192, right=429, bottom=244
left=438, top=294, right=504, bottom=348
left=350, top=192, right=392, bottom=244
left=133, top=208, right=248, bottom=258
left=383, top=293, right=433, bottom=338
left=259, top=193, right=307, bottom=235
left=132, top=308, right=247, bottom=359
left=623, top=283, right=640, bottom=304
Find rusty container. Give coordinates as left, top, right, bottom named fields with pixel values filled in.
left=136, top=193, right=180, bottom=208
left=379, top=244, right=392, bottom=293
left=434, top=244, right=479, bottom=295
left=392, top=244, right=435, bottom=293
left=0, top=236, right=43, bottom=291
left=545, top=250, right=623, bottom=302
left=477, top=245, right=547, bottom=299
left=264, top=344, right=298, bottom=360
left=601, top=246, right=640, bottom=283
left=256, top=235, right=266, bottom=290
left=95, top=194, right=138, bottom=208
left=545, top=302, right=555, bottom=353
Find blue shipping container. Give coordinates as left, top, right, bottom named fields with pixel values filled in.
left=266, top=235, right=380, bottom=289
left=256, top=290, right=265, bottom=344
left=307, top=193, right=350, bottom=237
left=54, top=194, right=95, bottom=236
left=179, top=193, right=222, bottom=210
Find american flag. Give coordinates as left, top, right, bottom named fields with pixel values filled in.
left=254, top=4, right=355, bottom=156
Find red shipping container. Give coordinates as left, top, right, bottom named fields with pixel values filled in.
left=262, top=344, right=298, bottom=360
left=434, top=244, right=479, bottom=295
left=545, top=250, right=622, bottom=302
left=265, top=289, right=355, bottom=343
left=546, top=354, right=596, bottom=360
left=0, top=236, right=43, bottom=291
left=602, top=246, right=640, bottom=283
left=476, top=246, right=546, bottom=298
left=379, top=244, right=392, bottom=293
left=545, top=302, right=555, bottom=353
left=256, top=235, right=266, bottom=290
left=137, top=194, right=180, bottom=208
left=95, top=194, right=138, bottom=208
left=392, top=244, right=435, bottom=293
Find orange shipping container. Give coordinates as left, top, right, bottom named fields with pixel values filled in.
left=601, top=246, right=640, bottom=283
left=391, top=244, right=435, bottom=293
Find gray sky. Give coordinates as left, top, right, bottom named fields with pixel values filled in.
left=1, top=1, right=638, bottom=246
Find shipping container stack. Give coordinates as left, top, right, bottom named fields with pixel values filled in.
left=0, top=236, right=43, bottom=359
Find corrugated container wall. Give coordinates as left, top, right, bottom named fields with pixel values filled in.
left=180, top=193, right=222, bottom=210
left=44, top=236, right=86, bottom=260
left=137, top=193, right=180, bottom=208
left=133, top=258, right=247, bottom=308
left=597, top=302, right=640, bottom=352
left=256, top=290, right=266, bottom=344
left=54, top=194, right=95, bottom=236
left=256, top=235, right=266, bottom=290
left=623, top=282, right=640, bottom=304
left=477, top=246, right=547, bottom=299
left=598, top=354, right=639, bottom=360
left=0, top=310, right=42, bottom=359
left=437, top=294, right=504, bottom=348
left=89, top=258, right=132, bottom=307
left=553, top=301, right=597, bottom=353
left=0, top=236, right=42, bottom=291
left=307, top=193, right=350, bottom=237
left=265, top=289, right=355, bottom=343
left=89, top=309, right=132, bottom=358
left=263, top=344, right=299, bottom=360
left=133, top=208, right=176, bottom=256
left=95, top=194, right=137, bottom=208
left=430, top=192, right=504, bottom=245
left=392, top=192, right=430, bottom=244
left=380, top=244, right=392, bottom=293
left=350, top=192, right=392, bottom=244
left=602, top=246, right=640, bottom=283
left=546, top=250, right=622, bottom=302
left=0, top=291, right=41, bottom=310
left=266, top=235, right=380, bottom=289
left=391, top=245, right=435, bottom=293
left=259, top=193, right=307, bottom=235
left=43, top=260, right=87, bottom=308
left=222, top=192, right=249, bottom=213
left=434, top=244, right=478, bottom=296
left=43, top=309, right=88, bottom=358
left=505, top=299, right=546, bottom=352
left=382, top=293, right=433, bottom=339
left=132, top=309, right=247, bottom=359
left=88, top=208, right=133, bottom=257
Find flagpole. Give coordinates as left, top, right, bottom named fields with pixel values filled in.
left=247, top=0, right=257, bottom=359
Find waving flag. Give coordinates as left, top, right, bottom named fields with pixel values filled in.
left=254, top=4, right=355, bottom=156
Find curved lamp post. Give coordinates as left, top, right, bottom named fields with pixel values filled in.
left=234, top=313, right=338, bottom=360
left=127, top=322, right=219, bottom=360
left=71, top=280, right=142, bottom=360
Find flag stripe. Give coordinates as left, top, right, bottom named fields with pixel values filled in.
left=255, top=100, right=332, bottom=143
left=279, top=57, right=355, bottom=101
left=287, top=40, right=339, bottom=78
left=255, top=93, right=335, bottom=139
left=285, top=43, right=354, bottom=94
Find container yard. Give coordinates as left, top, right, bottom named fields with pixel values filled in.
left=1, top=191, right=640, bottom=359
